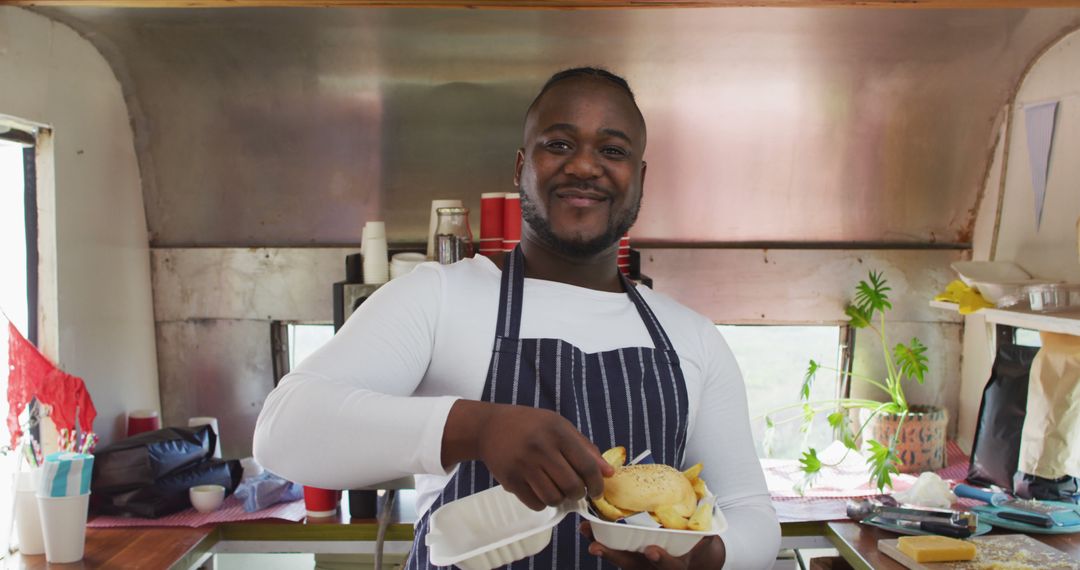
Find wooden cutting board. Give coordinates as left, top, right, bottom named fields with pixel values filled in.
left=878, top=534, right=1080, bottom=570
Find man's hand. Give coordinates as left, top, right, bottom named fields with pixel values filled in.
left=442, top=400, right=614, bottom=510
left=579, top=522, right=726, bottom=569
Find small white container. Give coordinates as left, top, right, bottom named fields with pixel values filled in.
left=189, top=484, right=226, bottom=513
left=426, top=485, right=726, bottom=570
left=15, top=469, right=44, bottom=555
left=36, top=492, right=90, bottom=563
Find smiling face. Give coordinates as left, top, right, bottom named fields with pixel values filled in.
left=515, top=76, right=647, bottom=258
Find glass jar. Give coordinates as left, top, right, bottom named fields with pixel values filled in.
left=435, top=207, right=474, bottom=264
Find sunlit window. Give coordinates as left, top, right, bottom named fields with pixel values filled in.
left=716, top=325, right=845, bottom=459
left=1, top=135, right=32, bottom=555
left=287, top=323, right=336, bottom=370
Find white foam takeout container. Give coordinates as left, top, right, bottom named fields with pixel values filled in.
left=426, top=485, right=727, bottom=570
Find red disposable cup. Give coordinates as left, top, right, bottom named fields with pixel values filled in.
left=481, top=192, right=505, bottom=244
left=304, top=486, right=339, bottom=518
left=126, top=410, right=161, bottom=437
left=618, top=265, right=630, bottom=275
left=503, top=193, right=522, bottom=244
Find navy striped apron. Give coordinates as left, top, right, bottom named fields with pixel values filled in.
left=408, top=245, right=689, bottom=569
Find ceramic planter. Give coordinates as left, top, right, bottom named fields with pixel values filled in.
left=861, top=405, right=948, bottom=473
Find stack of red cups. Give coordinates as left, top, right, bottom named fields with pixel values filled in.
left=617, top=234, right=631, bottom=275
left=479, top=192, right=505, bottom=259
left=502, top=192, right=522, bottom=252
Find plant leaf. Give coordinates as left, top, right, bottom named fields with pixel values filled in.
left=800, top=404, right=815, bottom=434
left=801, top=360, right=819, bottom=400
left=796, top=448, right=823, bottom=494
left=854, top=270, right=893, bottom=318
left=894, top=337, right=929, bottom=385
left=865, top=439, right=901, bottom=491
left=828, top=411, right=858, bottom=450
left=763, top=416, right=775, bottom=457
left=845, top=305, right=872, bottom=329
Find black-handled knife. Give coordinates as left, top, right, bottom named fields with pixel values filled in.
left=998, top=510, right=1054, bottom=528
left=920, top=521, right=974, bottom=538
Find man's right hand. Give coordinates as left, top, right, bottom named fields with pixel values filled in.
left=442, top=400, right=614, bottom=511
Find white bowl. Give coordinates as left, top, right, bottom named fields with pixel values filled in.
left=189, top=484, right=225, bottom=513
left=950, top=261, right=1031, bottom=286
left=578, top=504, right=726, bottom=557
left=426, top=485, right=725, bottom=570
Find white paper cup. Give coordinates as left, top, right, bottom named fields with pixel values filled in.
left=390, top=252, right=426, bottom=280
left=36, top=492, right=90, bottom=563
left=15, top=470, right=44, bottom=555
left=188, top=417, right=222, bottom=459
left=362, top=237, right=390, bottom=284
left=427, top=200, right=464, bottom=259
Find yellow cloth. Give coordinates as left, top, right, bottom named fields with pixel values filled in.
left=933, top=280, right=994, bottom=314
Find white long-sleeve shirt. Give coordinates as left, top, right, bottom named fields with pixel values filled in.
left=254, top=255, right=780, bottom=568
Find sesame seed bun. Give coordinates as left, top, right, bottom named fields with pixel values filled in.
left=602, top=464, right=697, bottom=514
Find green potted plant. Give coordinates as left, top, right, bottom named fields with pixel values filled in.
left=763, top=270, right=945, bottom=492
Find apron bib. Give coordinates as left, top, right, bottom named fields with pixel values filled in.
left=408, top=246, right=689, bottom=569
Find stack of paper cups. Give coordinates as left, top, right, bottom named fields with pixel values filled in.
left=618, top=234, right=631, bottom=275
left=479, top=192, right=505, bottom=259
left=37, top=452, right=93, bottom=564
left=427, top=200, right=464, bottom=260
left=188, top=417, right=223, bottom=459
left=502, top=192, right=521, bottom=252
left=362, top=221, right=389, bottom=284
left=15, top=468, right=44, bottom=555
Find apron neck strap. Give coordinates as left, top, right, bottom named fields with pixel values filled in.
left=495, top=244, right=675, bottom=352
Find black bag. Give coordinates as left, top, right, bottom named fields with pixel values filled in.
left=967, top=344, right=1039, bottom=492
left=91, top=459, right=242, bottom=518
left=1014, top=473, right=1079, bottom=502
left=91, top=426, right=216, bottom=495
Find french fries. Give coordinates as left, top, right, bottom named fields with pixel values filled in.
left=653, top=505, right=690, bottom=530
left=688, top=500, right=714, bottom=531
left=682, top=463, right=703, bottom=481
left=692, top=478, right=709, bottom=501
left=602, top=446, right=627, bottom=469
left=592, top=495, right=633, bottom=521
left=592, top=446, right=715, bottom=531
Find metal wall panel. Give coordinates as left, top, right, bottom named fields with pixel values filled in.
left=37, top=7, right=1080, bottom=247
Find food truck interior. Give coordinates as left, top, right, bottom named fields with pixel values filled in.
left=1, top=1, right=1079, bottom=568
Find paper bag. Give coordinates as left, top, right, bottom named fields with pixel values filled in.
left=1018, top=332, right=1080, bottom=479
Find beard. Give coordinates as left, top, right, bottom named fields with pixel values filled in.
left=519, top=186, right=641, bottom=257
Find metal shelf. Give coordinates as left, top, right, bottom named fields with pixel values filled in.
left=930, top=300, right=1080, bottom=336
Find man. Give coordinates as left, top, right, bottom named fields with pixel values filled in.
left=255, top=68, right=780, bottom=569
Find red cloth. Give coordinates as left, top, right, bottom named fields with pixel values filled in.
left=6, top=321, right=97, bottom=447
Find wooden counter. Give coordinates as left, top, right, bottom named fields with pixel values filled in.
left=826, top=521, right=1080, bottom=570
left=6, top=498, right=1080, bottom=569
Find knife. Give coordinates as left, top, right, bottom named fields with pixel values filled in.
left=996, top=510, right=1054, bottom=528
left=875, top=516, right=974, bottom=538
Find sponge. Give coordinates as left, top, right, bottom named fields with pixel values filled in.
left=896, top=535, right=977, bottom=563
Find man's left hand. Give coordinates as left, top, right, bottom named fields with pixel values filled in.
left=579, top=522, right=726, bottom=569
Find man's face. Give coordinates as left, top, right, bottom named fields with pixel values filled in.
left=515, top=77, right=647, bottom=257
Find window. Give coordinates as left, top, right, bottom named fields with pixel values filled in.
left=1, top=127, right=37, bottom=555
left=270, top=322, right=336, bottom=385
left=716, top=325, right=848, bottom=459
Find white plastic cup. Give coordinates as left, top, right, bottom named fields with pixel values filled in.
left=188, top=417, right=222, bottom=459
left=427, top=200, right=464, bottom=259
left=15, top=469, right=44, bottom=555
left=362, top=236, right=390, bottom=284
left=390, top=252, right=426, bottom=280
left=361, top=221, right=386, bottom=257
left=36, top=492, right=90, bottom=564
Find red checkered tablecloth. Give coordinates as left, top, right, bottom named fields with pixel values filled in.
left=766, top=440, right=976, bottom=522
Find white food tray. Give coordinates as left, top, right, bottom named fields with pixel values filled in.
left=427, top=485, right=726, bottom=570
